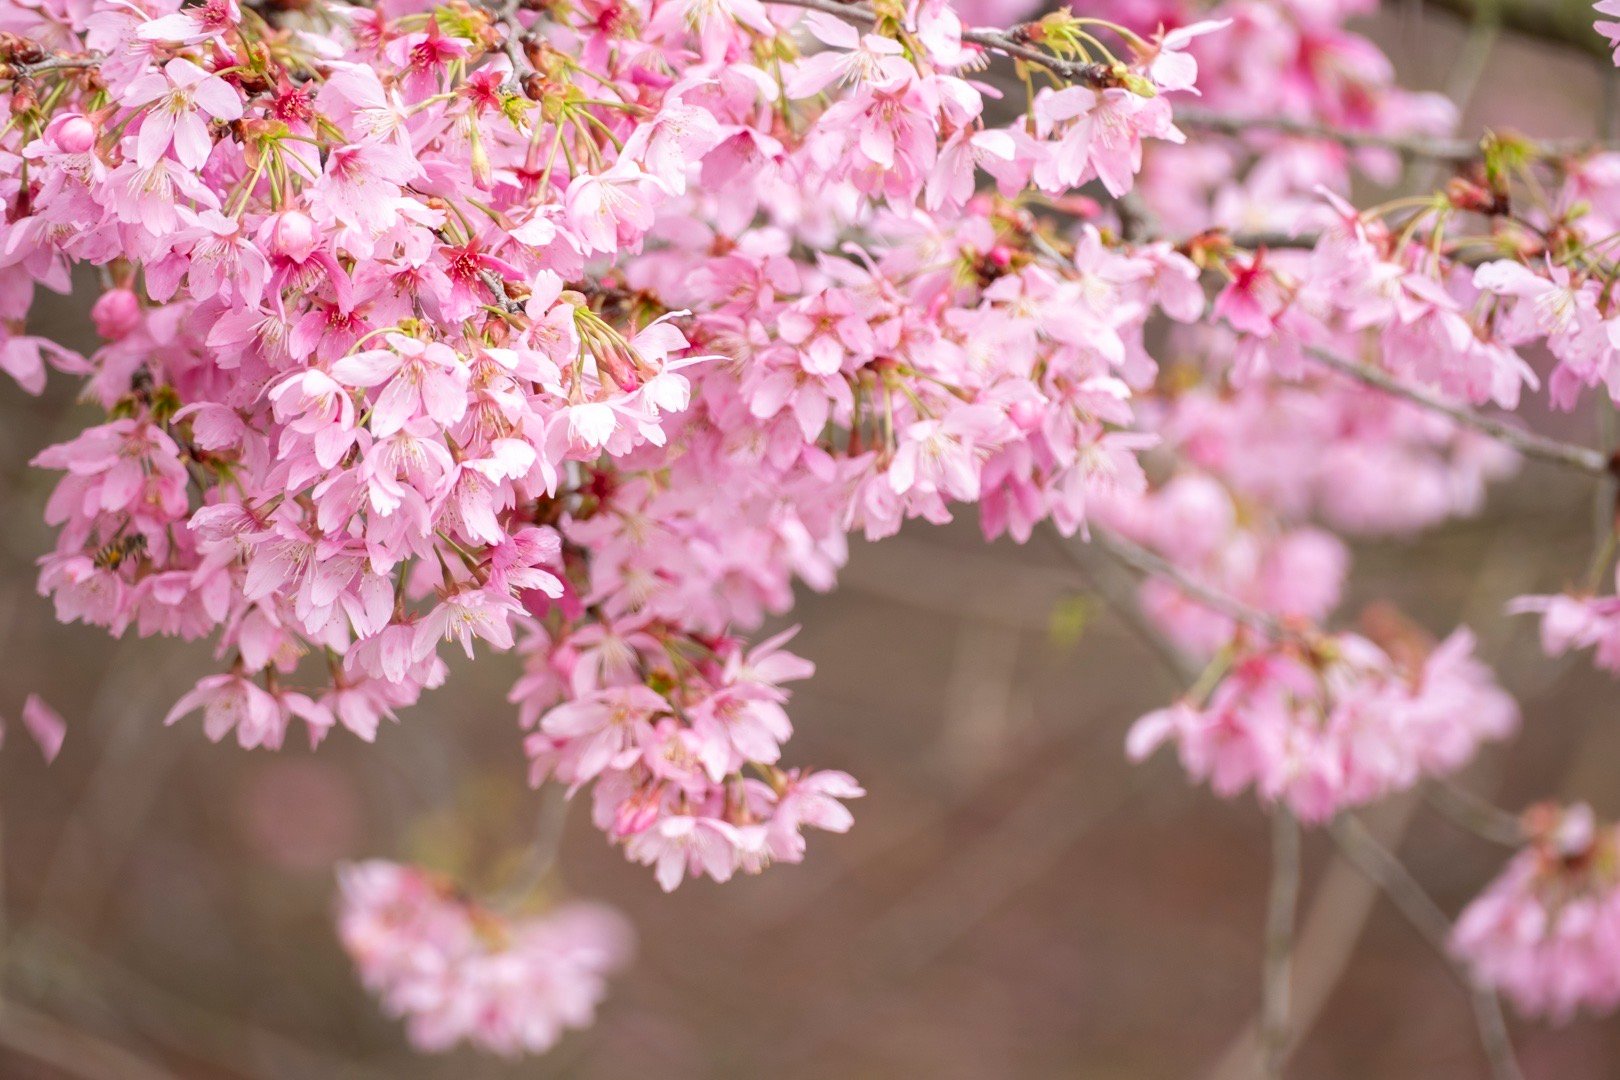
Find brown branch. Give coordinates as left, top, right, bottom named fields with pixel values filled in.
left=0, top=55, right=100, bottom=81
left=1088, top=527, right=1299, bottom=641
left=1176, top=107, right=1608, bottom=162
left=1260, top=808, right=1301, bottom=1079
left=1424, top=0, right=1611, bottom=63
left=1326, top=815, right=1523, bottom=1080
left=1426, top=779, right=1525, bottom=846
left=0, top=1000, right=178, bottom=1080
left=1043, top=525, right=1204, bottom=683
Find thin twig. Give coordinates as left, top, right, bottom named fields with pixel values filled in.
left=1, top=55, right=100, bottom=80
left=1423, top=0, right=1610, bottom=62
left=1426, top=780, right=1524, bottom=846
left=767, top=0, right=1112, bottom=87
left=1088, top=527, right=1298, bottom=641
left=0, top=1000, right=179, bottom=1080
left=1040, top=524, right=1203, bottom=681
left=1260, top=808, right=1301, bottom=1079
left=1325, top=815, right=1523, bottom=1080
left=1306, top=347, right=1613, bottom=477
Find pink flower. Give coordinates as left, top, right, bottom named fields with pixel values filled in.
left=19, top=694, right=67, bottom=764
left=414, top=587, right=525, bottom=660
left=764, top=769, right=863, bottom=861
left=539, top=685, right=669, bottom=786
left=138, top=0, right=240, bottom=44
left=331, top=335, right=470, bottom=437
left=625, top=813, right=746, bottom=891
left=164, top=672, right=286, bottom=750
left=784, top=12, right=913, bottom=99
left=121, top=58, right=242, bottom=169
left=1597, top=0, right=1620, bottom=59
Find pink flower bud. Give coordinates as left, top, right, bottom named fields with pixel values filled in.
left=47, top=114, right=96, bottom=154
left=268, top=210, right=319, bottom=264
left=91, top=288, right=141, bottom=340
left=612, top=789, right=662, bottom=837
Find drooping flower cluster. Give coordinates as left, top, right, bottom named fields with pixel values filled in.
left=1, top=0, right=1212, bottom=886
left=1453, top=804, right=1620, bottom=1021
left=337, top=860, right=632, bottom=1055
left=1128, top=619, right=1519, bottom=822
left=518, top=626, right=863, bottom=889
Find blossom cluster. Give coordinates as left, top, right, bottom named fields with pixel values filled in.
left=519, top=626, right=864, bottom=889
left=1453, top=804, right=1620, bottom=1021
left=1128, top=622, right=1519, bottom=823
left=0, top=0, right=1208, bottom=873
left=337, top=860, right=632, bottom=1055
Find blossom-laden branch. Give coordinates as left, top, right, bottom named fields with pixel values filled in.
left=1305, top=348, right=1614, bottom=478
left=764, top=0, right=1117, bottom=87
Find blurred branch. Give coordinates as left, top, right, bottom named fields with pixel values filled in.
left=1426, top=780, right=1525, bottom=846
left=1206, top=794, right=1422, bottom=1080
left=12, top=931, right=394, bottom=1080
left=490, top=786, right=570, bottom=912
left=1260, top=809, right=1300, bottom=1079
left=768, top=739, right=1138, bottom=1067
left=1424, top=0, right=1611, bottom=61
left=1041, top=526, right=1203, bottom=682
left=1325, top=815, right=1523, bottom=1080
left=1087, top=528, right=1297, bottom=640
left=1176, top=108, right=1606, bottom=160
left=1306, top=347, right=1614, bottom=477
left=0, top=1000, right=177, bottom=1080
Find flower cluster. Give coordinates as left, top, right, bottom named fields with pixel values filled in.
left=337, top=860, right=632, bottom=1055
left=2, top=0, right=1208, bottom=879
left=1128, top=619, right=1518, bottom=822
left=1453, top=804, right=1620, bottom=1020
left=519, top=626, right=864, bottom=889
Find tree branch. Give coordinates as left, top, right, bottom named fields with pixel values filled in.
left=1426, top=779, right=1525, bottom=846
left=1306, top=346, right=1614, bottom=478
left=1175, top=107, right=1605, bottom=162
left=1260, top=808, right=1301, bottom=1079
left=0, top=55, right=99, bottom=80
left=1087, top=527, right=1299, bottom=641
left=1325, top=815, right=1523, bottom=1080
left=1424, top=0, right=1611, bottom=62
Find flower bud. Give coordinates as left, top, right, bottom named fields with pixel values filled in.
left=47, top=113, right=96, bottom=154
left=91, top=288, right=141, bottom=340
left=268, top=210, right=318, bottom=264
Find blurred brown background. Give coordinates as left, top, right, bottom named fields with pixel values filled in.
left=6, top=3, right=1620, bottom=1077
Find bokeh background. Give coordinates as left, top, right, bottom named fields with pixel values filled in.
left=7, top=2, right=1620, bottom=1077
